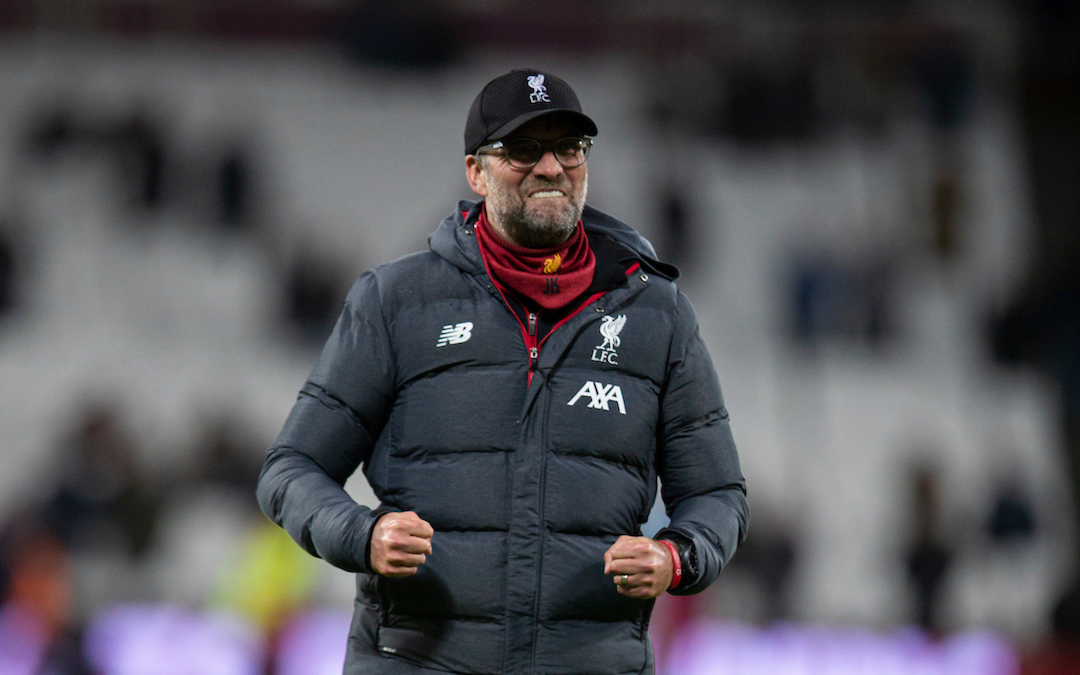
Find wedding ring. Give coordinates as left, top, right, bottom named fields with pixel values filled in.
left=620, top=574, right=629, bottom=587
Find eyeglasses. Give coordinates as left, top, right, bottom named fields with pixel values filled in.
left=476, top=136, right=593, bottom=169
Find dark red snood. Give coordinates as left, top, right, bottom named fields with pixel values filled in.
left=475, top=208, right=596, bottom=310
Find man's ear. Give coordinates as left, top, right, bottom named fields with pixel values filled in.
left=465, top=155, right=488, bottom=197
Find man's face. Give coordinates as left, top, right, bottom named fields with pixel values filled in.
left=466, top=115, right=588, bottom=249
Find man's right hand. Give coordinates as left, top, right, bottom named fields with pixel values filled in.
left=370, top=511, right=434, bottom=577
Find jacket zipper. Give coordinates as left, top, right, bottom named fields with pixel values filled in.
left=530, top=388, right=550, bottom=673
left=527, top=313, right=539, bottom=380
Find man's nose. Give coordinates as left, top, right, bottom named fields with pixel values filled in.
left=531, top=149, right=565, bottom=178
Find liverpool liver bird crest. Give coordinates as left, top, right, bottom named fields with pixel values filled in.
left=527, top=74, right=550, bottom=103
left=598, top=314, right=626, bottom=352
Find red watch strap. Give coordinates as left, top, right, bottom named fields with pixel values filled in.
left=658, top=539, right=682, bottom=590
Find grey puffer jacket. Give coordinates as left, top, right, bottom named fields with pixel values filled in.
left=257, top=201, right=748, bottom=675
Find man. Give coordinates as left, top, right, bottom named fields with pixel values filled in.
left=257, top=68, right=748, bottom=675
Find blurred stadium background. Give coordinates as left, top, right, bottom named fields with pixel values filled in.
left=0, top=1, right=1077, bottom=673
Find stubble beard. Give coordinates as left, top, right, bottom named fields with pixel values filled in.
left=484, top=170, right=587, bottom=249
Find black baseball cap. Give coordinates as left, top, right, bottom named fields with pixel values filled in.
left=464, top=69, right=598, bottom=155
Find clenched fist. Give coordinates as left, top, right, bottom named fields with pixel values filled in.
left=370, top=511, right=434, bottom=577
left=603, top=535, right=674, bottom=599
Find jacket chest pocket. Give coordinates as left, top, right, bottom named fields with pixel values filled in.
left=548, top=371, right=659, bottom=462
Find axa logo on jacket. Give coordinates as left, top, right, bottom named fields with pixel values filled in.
left=567, top=381, right=626, bottom=414
left=436, top=322, right=473, bottom=347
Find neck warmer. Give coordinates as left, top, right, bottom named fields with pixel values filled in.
left=475, top=208, right=596, bottom=310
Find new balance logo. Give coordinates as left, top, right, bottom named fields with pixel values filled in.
left=436, top=322, right=473, bottom=347
left=567, top=381, right=626, bottom=415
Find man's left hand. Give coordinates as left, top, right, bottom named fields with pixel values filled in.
left=603, top=536, right=674, bottom=599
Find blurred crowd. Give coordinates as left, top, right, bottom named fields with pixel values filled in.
left=0, top=401, right=309, bottom=673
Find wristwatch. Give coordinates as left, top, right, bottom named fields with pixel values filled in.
left=657, top=532, right=698, bottom=587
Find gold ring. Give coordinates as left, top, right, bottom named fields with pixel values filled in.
left=620, top=574, right=629, bottom=587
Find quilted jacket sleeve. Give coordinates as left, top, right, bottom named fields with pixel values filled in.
left=655, top=291, right=749, bottom=595
left=256, top=272, right=396, bottom=573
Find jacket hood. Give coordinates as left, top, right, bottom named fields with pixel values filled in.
left=428, top=199, right=679, bottom=281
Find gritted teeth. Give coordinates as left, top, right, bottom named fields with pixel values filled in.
left=530, top=190, right=565, bottom=198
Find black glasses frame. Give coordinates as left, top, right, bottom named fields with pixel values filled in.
left=475, top=136, right=594, bottom=169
